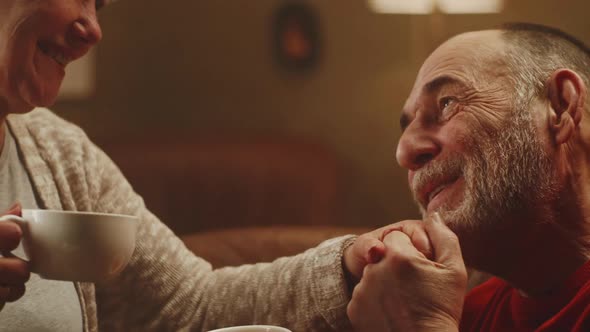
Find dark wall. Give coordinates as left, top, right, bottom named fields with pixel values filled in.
left=53, top=0, right=590, bottom=228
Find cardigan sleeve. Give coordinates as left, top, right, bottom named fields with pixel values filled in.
left=85, top=134, right=356, bottom=331
left=9, top=108, right=356, bottom=331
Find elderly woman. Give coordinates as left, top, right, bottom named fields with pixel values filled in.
left=0, top=1, right=413, bottom=331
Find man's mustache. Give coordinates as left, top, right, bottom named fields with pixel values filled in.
left=411, top=156, right=464, bottom=206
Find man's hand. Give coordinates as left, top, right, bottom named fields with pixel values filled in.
left=0, top=203, right=30, bottom=311
left=347, top=214, right=467, bottom=332
left=342, top=220, right=433, bottom=286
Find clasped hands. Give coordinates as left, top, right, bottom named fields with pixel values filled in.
left=344, top=214, right=468, bottom=332
left=0, top=202, right=467, bottom=330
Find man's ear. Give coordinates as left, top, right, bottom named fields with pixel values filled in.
left=547, top=69, right=586, bottom=145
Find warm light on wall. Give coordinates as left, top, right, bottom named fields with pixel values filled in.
left=368, top=0, right=503, bottom=14
left=368, top=0, right=434, bottom=14
left=437, top=0, right=503, bottom=13
left=57, top=48, right=96, bottom=100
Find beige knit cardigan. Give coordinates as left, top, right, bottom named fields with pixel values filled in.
left=6, top=108, right=356, bottom=332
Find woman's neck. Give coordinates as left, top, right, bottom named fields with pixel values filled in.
left=0, top=120, right=6, bottom=157
left=0, top=94, right=32, bottom=156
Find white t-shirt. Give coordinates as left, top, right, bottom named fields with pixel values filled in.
left=0, top=126, right=83, bottom=331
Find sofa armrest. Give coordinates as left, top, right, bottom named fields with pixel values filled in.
left=180, top=225, right=370, bottom=268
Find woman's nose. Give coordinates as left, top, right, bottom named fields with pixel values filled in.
left=71, top=9, right=102, bottom=46
left=396, top=123, right=440, bottom=171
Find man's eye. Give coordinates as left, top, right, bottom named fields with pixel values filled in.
left=439, top=97, right=456, bottom=110
left=438, top=97, right=459, bottom=121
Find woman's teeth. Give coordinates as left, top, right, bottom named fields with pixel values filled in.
left=52, top=53, right=68, bottom=66
left=38, top=43, right=69, bottom=66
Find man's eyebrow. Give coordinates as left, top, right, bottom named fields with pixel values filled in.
left=423, top=75, right=464, bottom=94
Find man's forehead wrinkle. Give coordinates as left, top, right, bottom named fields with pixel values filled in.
left=417, top=50, right=482, bottom=92
left=423, top=75, right=472, bottom=95
left=420, top=31, right=506, bottom=85
left=399, top=30, right=507, bottom=131
left=470, top=84, right=514, bottom=115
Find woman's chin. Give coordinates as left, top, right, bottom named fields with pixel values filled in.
left=20, top=86, right=59, bottom=109
left=34, top=96, right=58, bottom=107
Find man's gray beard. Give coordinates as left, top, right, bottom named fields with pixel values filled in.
left=413, top=109, right=558, bottom=238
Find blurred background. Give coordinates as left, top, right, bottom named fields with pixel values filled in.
left=51, top=0, right=590, bottom=235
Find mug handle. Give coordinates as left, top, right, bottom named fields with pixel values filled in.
left=0, top=214, right=29, bottom=261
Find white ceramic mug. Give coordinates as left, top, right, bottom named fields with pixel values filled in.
left=0, top=209, right=138, bottom=282
left=208, top=326, right=291, bottom=332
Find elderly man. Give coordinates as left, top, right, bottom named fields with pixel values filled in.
left=347, top=23, right=590, bottom=331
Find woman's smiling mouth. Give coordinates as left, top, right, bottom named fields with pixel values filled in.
left=37, top=41, right=71, bottom=67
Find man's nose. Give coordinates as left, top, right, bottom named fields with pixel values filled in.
left=396, top=123, right=440, bottom=171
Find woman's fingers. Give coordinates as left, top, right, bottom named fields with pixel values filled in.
left=0, top=257, right=29, bottom=306
left=0, top=283, right=25, bottom=302
left=0, top=257, right=30, bottom=285
left=0, top=221, right=22, bottom=251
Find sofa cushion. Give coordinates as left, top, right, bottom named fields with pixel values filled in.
left=181, top=225, right=370, bottom=268
left=98, top=135, right=347, bottom=235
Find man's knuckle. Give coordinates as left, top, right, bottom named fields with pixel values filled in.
left=387, top=251, right=414, bottom=269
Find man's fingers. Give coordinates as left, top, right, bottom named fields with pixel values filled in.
left=348, top=267, right=390, bottom=332
left=382, top=230, right=421, bottom=258
left=425, top=213, right=464, bottom=266
left=383, top=220, right=433, bottom=259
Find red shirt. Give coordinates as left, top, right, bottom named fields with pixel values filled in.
left=461, top=261, right=590, bottom=331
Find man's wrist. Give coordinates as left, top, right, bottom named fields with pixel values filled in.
left=416, top=315, right=460, bottom=332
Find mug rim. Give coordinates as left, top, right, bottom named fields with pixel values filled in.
left=208, top=325, right=291, bottom=332
left=23, top=208, right=138, bottom=221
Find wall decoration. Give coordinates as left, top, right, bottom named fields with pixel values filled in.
left=273, top=2, right=320, bottom=72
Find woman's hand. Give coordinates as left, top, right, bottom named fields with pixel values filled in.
left=0, top=203, right=30, bottom=310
